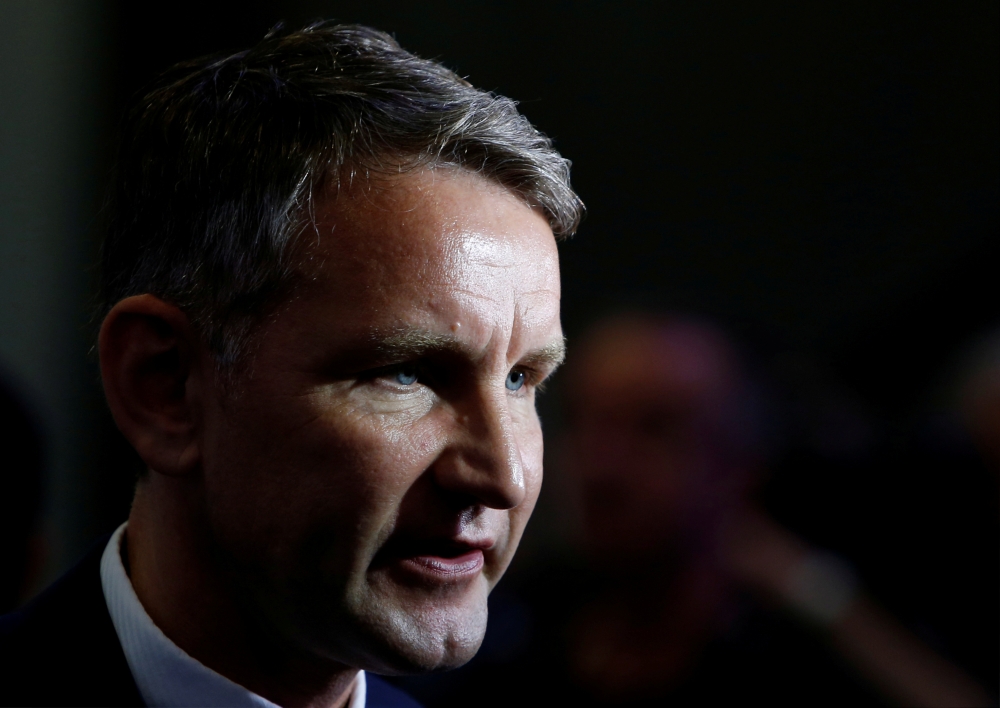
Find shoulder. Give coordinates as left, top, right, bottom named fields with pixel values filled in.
left=0, top=536, right=144, bottom=707
left=366, top=674, right=424, bottom=708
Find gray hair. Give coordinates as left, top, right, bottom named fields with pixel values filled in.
left=100, top=22, right=582, bottom=371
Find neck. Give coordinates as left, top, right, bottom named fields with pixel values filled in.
left=127, top=476, right=359, bottom=708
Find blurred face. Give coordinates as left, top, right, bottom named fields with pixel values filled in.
left=563, top=321, right=740, bottom=565
left=198, top=168, right=563, bottom=672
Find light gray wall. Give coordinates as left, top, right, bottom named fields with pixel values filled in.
left=0, top=0, right=105, bottom=585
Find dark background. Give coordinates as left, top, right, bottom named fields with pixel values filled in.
left=2, top=0, right=997, bottom=693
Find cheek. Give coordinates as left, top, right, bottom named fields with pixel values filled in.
left=285, top=399, right=445, bottom=518
left=203, top=394, right=444, bottom=569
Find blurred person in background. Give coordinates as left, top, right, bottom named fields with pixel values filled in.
left=816, top=325, right=1000, bottom=697
left=955, top=329, right=1000, bottom=486
left=559, top=314, right=989, bottom=706
left=0, top=374, right=44, bottom=614
left=413, top=313, right=992, bottom=706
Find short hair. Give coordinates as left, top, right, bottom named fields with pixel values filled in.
left=100, top=22, right=582, bottom=370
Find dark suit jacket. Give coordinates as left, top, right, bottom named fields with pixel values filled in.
left=0, top=536, right=421, bottom=707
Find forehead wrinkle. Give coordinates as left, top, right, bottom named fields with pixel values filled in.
left=450, top=287, right=504, bottom=303
left=507, top=297, right=565, bottom=369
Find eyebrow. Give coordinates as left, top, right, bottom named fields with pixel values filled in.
left=374, top=329, right=566, bottom=370
left=522, top=339, right=567, bottom=370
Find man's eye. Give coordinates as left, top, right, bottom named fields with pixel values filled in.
left=394, top=366, right=418, bottom=386
left=506, top=369, right=526, bottom=392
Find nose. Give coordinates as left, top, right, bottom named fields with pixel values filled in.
left=433, top=387, right=528, bottom=510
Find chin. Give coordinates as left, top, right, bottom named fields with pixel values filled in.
left=389, top=617, right=486, bottom=675
left=346, top=586, right=490, bottom=675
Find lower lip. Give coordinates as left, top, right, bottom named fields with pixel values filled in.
left=396, top=549, right=485, bottom=581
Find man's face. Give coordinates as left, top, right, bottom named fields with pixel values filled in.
left=197, top=168, right=562, bottom=673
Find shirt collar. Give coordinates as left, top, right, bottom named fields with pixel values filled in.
left=100, top=522, right=366, bottom=708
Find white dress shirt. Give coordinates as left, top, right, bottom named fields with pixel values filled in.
left=100, top=522, right=366, bottom=708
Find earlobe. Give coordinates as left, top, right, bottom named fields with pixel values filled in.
left=99, top=294, right=204, bottom=476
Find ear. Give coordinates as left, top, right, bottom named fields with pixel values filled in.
left=99, top=294, right=206, bottom=477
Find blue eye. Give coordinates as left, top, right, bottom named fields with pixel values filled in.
left=395, top=367, right=418, bottom=386
left=506, top=370, right=525, bottom=391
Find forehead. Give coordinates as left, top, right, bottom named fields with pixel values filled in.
left=314, top=167, right=546, bottom=254
left=290, top=167, right=560, bottom=349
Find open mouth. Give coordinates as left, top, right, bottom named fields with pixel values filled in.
left=374, top=537, right=489, bottom=581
